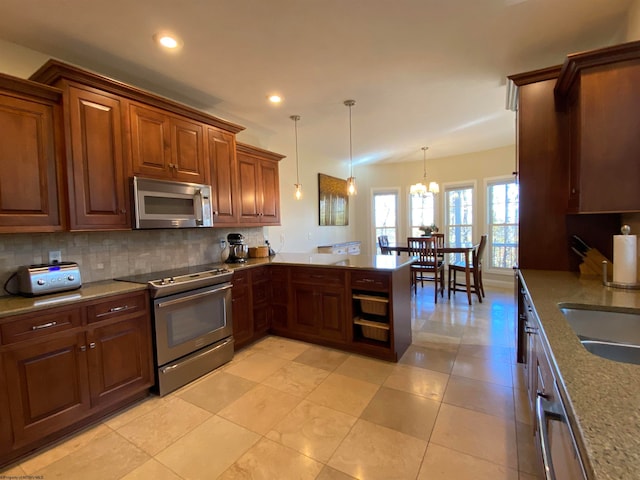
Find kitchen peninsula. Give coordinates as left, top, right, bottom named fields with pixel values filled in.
left=228, top=252, right=414, bottom=362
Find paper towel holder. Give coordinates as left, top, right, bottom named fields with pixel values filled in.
left=602, top=260, right=640, bottom=289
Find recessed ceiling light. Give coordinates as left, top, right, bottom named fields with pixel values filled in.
left=153, top=32, right=182, bottom=50
left=268, top=94, right=282, bottom=104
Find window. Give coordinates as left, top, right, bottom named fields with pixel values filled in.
left=488, top=179, right=519, bottom=270
left=409, top=193, right=435, bottom=237
left=373, top=191, right=398, bottom=252
left=445, top=186, right=473, bottom=263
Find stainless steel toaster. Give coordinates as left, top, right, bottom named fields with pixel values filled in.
left=16, top=262, right=82, bottom=296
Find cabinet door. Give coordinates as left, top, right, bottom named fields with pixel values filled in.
left=171, top=117, right=205, bottom=183
left=291, top=284, right=320, bottom=336
left=207, top=127, right=238, bottom=224
left=259, top=159, right=280, bottom=224
left=251, top=267, right=270, bottom=336
left=67, top=86, right=129, bottom=230
left=572, top=63, right=640, bottom=212
left=270, top=266, right=289, bottom=332
left=0, top=91, right=63, bottom=232
left=237, top=153, right=261, bottom=223
left=317, top=288, right=348, bottom=342
left=129, top=103, right=171, bottom=179
left=3, top=332, right=90, bottom=448
left=86, top=315, right=153, bottom=409
left=232, top=271, right=253, bottom=348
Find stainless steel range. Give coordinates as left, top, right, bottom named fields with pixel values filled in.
left=116, top=264, right=234, bottom=396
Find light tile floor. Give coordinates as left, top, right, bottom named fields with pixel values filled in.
left=1, top=285, right=543, bottom=480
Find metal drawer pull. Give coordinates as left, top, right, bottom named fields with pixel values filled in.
left=96, top=305, right=132, bottom=318
left=32, top=321, right=57, bottom=331
left=109, top=305, right=129, bottom=313
left=359, top=278, right=375, bottom=283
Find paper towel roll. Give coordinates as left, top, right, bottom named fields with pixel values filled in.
left=613, top=234, right=637, bottom=284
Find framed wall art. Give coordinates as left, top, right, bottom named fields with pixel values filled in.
left=318, top=173, right=349, bottom=226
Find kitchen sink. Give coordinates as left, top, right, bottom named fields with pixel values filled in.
left=559, top=305, right=640, bottom=364
left=580, top=340, right=640, bottom=365
left=559, top=305, right=640, bottom=345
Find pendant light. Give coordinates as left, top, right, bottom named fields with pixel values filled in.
left=344, top=99, right=357, bottom=195
left=410, top=146, right=439, bottom=197
left=290, top=115, right=302, bottom=200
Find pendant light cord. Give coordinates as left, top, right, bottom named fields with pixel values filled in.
left=349, top=104, right=353, bottom=177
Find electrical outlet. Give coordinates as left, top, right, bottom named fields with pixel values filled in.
left=307, top=232, right=312, bottom=240
left=49, top=250, right=62, bottom=264
left=280, top=233, right=285, bottom=244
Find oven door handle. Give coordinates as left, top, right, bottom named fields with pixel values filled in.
left=536, top=392, right=564, bottom=480
left=156, top=284, right=231, bottom=309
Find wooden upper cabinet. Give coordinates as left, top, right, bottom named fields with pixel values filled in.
left=129, top=102, right=206, bottom=183
left=29, top=59, right=245, bottom=231
left=236, top=142, right=283, bottom=225
left=207, top=127, right=238, bottom=223
left=555, top=41, right=640, bottom=213
left=0, top=74, right=65, bottom=232
left=66, top=86, right=130, bottom=230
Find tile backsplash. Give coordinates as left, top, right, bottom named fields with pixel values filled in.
left=0, top=227, right=265, bottom=297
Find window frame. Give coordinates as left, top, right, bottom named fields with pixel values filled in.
left=408, top=191, right=436, bottom=238
left=371, top=187, right=401, bottom=253
left=485, top=175, right=519, bottom=275
left=443, top=180, right=476, bottom=263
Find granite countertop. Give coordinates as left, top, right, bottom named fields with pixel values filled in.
left=232, top=252, right=414, bottom=271
left=520, top=270, right=640, bottom=480
left=0, top=253, right=412, bottom=319
left=0, top=280, right=147, bottom=319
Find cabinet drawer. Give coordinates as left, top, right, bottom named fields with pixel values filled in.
left=87, top=292, right=147, bottom=324
left=351, top=271, right=389, bottom=291
left=1, top=307, right=82, bottom=345
left=251, top=267, right=269, bottom=283
left=291, top=268, right=345, bottom=286
left=232, top=270, right=250, bottom=288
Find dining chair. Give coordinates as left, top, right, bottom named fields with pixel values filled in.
left=407, top=236, right=445, bottom=302
left=378, top=235, right=391, bottom=254
left=448, top=234, right=487, bottom=304
left=431, top=233, right=445, bottom=262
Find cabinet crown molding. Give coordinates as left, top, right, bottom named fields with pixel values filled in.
left=30, top=59, right=245, bottom=134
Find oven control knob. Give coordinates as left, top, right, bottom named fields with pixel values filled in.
left=169, top=277, right=175, bottom=283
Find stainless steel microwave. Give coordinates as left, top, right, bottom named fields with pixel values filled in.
left=133, top=176, right=213, bottom=229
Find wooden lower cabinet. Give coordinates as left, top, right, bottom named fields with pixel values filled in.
left=251, top=267, right=271, bottom=337
left=231, top=270, right=254, bottom=349
left=231, top=267, right=273, bottom=350
left=0, top=291, right=153, bottom=465
left=290, top=268, right=348, bottom=344
left=291, top=284, right=348, bottom=343
left=230, top=264, right=411, bottom=362
left=3, top=331, right=90, bottom=449
left=270, top=266, right=289, bottom=333
left=86, top=315, right=153, bottom=409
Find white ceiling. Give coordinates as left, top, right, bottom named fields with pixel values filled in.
left=0, top=0, right=633, bottom=166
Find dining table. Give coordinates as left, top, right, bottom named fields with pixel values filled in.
left=387, top=243, right=478, bottom=304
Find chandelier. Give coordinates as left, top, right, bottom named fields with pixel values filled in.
left=410, top=146, right=439, bottom=197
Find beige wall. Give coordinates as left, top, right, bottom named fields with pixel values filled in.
left=627, top=0, right=640, bottom=40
